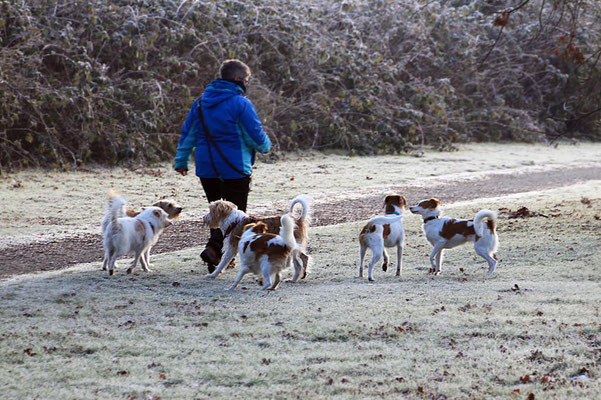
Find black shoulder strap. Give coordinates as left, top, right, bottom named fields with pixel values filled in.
left=197, top=99, right=251, bottom=180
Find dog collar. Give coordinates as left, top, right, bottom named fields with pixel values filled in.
left=385, top=211, right=400, bottom=215
left=148, top=221, right=156, bottom=234
left=424, top=216, right=439, bottom=223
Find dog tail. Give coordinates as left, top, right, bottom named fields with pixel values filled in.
left=289, top=195, right=313, bottom=224
left=280, top=214, right=297, bottom=250
left=367, top=214, right=404, bottom=226
left=474, top=209, right=497, bottom=237
left=107, top=192, right=127, bottom=232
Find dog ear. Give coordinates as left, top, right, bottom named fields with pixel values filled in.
left=153, top=210, right=161, bottom=218
left=255, top=222, right=268, bottom=233
left=398, top=195, right=407, bottom=208
left=243, top=223, right=256, bottom=232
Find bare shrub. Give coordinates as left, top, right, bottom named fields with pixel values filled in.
left=0, top=0, right=599, bottom=168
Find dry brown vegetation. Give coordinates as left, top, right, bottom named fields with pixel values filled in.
left=1, top=0, right=601, bottom=169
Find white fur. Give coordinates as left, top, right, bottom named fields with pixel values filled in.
left=102, top=194, right=171, bottom=275
left=410, top=200, right=499, bottom=276
left=227, top=214, right=297, bottom=291
left=358, top=214, right=405, bottom=281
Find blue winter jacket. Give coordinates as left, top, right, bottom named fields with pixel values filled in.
left=174, top=79, right=271, bottom=179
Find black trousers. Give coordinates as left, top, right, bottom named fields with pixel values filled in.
left=200, top=177, right=251, bottom=253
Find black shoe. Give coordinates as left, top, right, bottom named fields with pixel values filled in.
left=201, top=247, right=221, bottom=273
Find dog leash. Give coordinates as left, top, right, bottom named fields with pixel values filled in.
left=196, top=99, right=251, bottom=181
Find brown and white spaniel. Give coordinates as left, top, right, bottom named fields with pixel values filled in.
left=409, top=198, right=499, bottom=275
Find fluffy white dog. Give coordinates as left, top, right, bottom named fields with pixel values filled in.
left=102, top=193, right=172, bottom=275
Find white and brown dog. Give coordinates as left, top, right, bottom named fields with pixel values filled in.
left=409, top=198, right=499, bottom=275
left=358, top=194, right=407, bottom=281
left=227, top=215, right=297, bottom=290
left=101, top=195, right=182, bottom=271
left=203, top=195, right=311, bottom=281
left=102, top=194, right=173, bottom=275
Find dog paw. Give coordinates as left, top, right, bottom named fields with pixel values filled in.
left=204, top=274, right=216, bottom=279
left=368, top=277, right=375, bottom=282
left=109, top=269, right=114, bottom=276
left=382, top=263, right=388, bottom=272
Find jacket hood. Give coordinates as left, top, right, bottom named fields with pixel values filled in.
left=202, top=79, right=245, bottom=108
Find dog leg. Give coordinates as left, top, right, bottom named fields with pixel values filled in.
left=139, top=249, right=151, bottom=272
left=287, top=251, right=302, bottom=283
left=368, top=238, right=384, bottom=281
left=126, top=252, right=142, bottom=274
left=396, top=242, right=404, bottom=276
left=268, top=272, right=281, bottom=291
left=108, top=251, right=118, bottom=276
left=260, top=259, right=272, bottom=290
left=429, top=242, right=445, bottom=275
left=368, top=253, right=382, bottom=282
left=102, top=256, right=108, bottom=271
left=434, top=249, right=445, bottom=275
left=206, top=244, right=236, bottom=279
left=474, top=243, right=497, bottom=275
left=382, top=248, right=390, bottom=272
left=227, top=267, right=250, bottom=291
left=299, top=251, right=310, bottom=279
left=358, top=244, right=367, bottom=278
left=143, top=248, right=153, bottom=271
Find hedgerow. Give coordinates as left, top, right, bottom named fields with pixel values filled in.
left=1, top=0, right=600, bottom=168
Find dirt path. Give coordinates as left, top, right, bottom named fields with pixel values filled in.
left=1, top=165, right=599, bottom=279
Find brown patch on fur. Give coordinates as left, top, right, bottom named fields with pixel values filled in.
left=419, top=198, right=441, bottom=210
left=226, top=215, right=307, bottom=251
left=249, top=234, right=292, bottom=262
left=487, top=219, right=496, bottom=233
left=384, top=194, right=407, bottom=213
left=135, top=220, right=145, bottom=238
left=360, top=224, right=376, bottom=235
left=126, top=209, right=141, bottom=218
left=382, top=224, right=391, bottom=239
left=440, top=219, right=475, bottom=240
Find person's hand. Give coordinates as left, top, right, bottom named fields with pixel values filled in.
left=175, top=167, right=188, bottom=176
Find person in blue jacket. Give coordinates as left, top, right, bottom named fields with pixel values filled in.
left=174, top=59, right=271, bottom=272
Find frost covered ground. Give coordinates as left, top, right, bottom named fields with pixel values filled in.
left=1, top=143, right=601, bottom=399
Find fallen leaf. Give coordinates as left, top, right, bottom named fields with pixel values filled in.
left=519, top=375, right=531, bottom=383
left=417, top=386, right=424, bottom=393
left=117, top=370, right=128, bottom=375
left=159, top=373, right=166, bottom=379
left=24, top=348, right=36, bottom=356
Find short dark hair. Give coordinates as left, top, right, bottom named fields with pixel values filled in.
left=220, top=59, right=251, bottom=80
